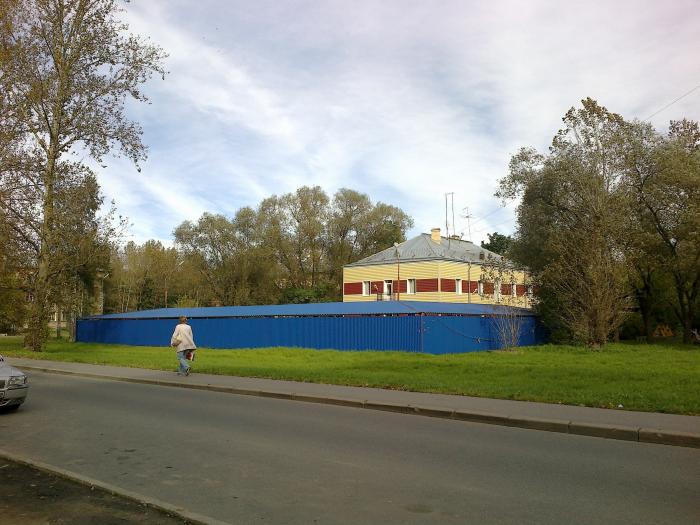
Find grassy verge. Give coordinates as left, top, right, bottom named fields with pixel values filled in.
left=1, top=336, right=698, bottom=415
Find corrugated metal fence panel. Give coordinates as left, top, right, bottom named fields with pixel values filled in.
left=192, top=316, right=422, bottom=351
left=423, top=315, right=544, bottom=354
left=76, top=309, right=543, bottom=354
left=77, top=315, right=424, bottom=352
left=77, top=318, right=172, bottom=347
left=517, top=316, right=541, bottom=347
left=419, top=314, right=543, bottom=353
left=421, top=315, right=495, bottom=353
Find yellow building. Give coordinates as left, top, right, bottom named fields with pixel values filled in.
left=343, top=228, right=532, bottom=307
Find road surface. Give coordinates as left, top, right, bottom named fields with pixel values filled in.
left=1, top=371, right=698, bottom=524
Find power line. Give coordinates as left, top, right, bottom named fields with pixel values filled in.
left=468, top=200, right=515, bottom=229
left=471, top=216, right=516, bottom=236
left=644, top=83, right=700, bottom=121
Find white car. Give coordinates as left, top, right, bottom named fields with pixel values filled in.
left=0, top=355, right=28, bottom=411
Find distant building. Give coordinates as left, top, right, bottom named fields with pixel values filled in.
left=342, top=228, right=533, bottom=307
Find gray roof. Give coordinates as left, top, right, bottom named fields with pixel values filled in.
left=345, top=234, right=504, bottom=267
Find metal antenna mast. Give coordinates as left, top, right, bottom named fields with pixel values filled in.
left=445, top=193, right=449, bottom=239
left=452, top=195, right=456, bottom=242
left=462, top=206, right=473, bottom=242
left=445, top=192, right=454, bottom=248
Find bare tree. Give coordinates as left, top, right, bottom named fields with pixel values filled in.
left=481, top=255, right=526, bottom=350
left=490, top=305, right=524, bottom=350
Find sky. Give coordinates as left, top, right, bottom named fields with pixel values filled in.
left=99, top=0, right=700, bottom=246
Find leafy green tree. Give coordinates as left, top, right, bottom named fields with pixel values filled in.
left=167, top=186, right=413, bottom=306
left=480, top=232, right=513, bottom=256
left=49, top=167, right=117, bottom=337
left=325, top=188, right=413, bottom=298
left=1, top=155, right=117, bottom=336
left=620, top=119, right=700, bottom=343
left=281, top=283, right=334, bottom=304
left=1, top=0, right=165, bottom=350
left=258, top=186, right=412, bottom=301
left=136, top=275, right=158, bottom=310
left=498, top=99, right=630, bottom=346
left=256, top=186, right=329, bottom=290
left=174, top=212, right=280, bottom=306
left=0, top=214, right=26, bottom=333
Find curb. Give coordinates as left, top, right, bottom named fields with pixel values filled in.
left=0, top=448, right=231, bottom=525
left=17, top=364, right=700, bottom=449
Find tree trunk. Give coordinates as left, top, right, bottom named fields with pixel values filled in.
left=638, top=296, right=654, bottom=343
left=69, top=310, right=76, bottom=342
left=25, top=147, right=57, bottom=351
left=672, top=273, right=693, bottom=344
left=25, top=294, right=49, bottom=351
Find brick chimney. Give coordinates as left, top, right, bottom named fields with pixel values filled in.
left=430, top=228, right=441, bottom=244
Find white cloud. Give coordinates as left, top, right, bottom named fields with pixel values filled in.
left=98, top=0, right=700, bottom=245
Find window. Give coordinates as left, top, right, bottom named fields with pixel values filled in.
left=478, top=281, right=484, bottom=295
left=383, top=280, right=393, bottom=296
left=407, top=278, right=416, bottom=294
left=362, top=281, right=370, bottom=296
left=455, top=278, right=462, bottom=295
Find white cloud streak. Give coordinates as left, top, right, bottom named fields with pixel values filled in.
left=96, top=0, right=700, bottom=245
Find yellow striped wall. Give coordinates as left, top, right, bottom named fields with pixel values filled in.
left=343, top=260, right=532, bottom=307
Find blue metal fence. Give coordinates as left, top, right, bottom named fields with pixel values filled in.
left=76, top=301, right=543, bottom=354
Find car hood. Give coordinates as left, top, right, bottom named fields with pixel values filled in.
left=0, top=356, right=25, bottom=379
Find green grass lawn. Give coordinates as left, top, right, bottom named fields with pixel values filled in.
left=1, top=335, right=698, bottom=415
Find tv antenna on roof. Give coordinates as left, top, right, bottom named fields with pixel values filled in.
left=461, top=206, right=473, bottom=242
left=445, top=192, right=455, bottom=248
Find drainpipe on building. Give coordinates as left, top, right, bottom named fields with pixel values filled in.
left=394, top=242, right=400, bottom=301
left=468, top=263, right=471, bottom=303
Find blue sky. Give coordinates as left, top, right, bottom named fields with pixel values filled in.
left=100, top=0, right=700, bottom=245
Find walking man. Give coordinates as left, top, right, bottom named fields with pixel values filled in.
left=171, top=316, right=196, bottom=376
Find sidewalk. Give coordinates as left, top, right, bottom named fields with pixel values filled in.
left=0, top=457, right=196, bottom=525
left=8, top=357, right=700, bottom=448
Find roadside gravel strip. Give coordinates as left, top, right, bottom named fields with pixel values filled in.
left=11, top=360, right=700, bottom=449
left=0, top=448, right=232, bottom=525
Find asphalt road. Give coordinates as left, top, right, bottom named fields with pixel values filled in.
left=1, top=372, right=698, bottom=525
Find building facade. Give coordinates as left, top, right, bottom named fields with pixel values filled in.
left=343, top=228, right=533, bottom=307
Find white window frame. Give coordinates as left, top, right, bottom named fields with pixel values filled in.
left=383, top=280, right=393, bottom=296
left=407, top=278, right=416, bottom=294
left=477, top=281, right=484, bottom=296
left=362, top=281, right=370, bottom=296
left=455, top=278, right=462, bottom=295
left=511, top=281, right=517, bottom=297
